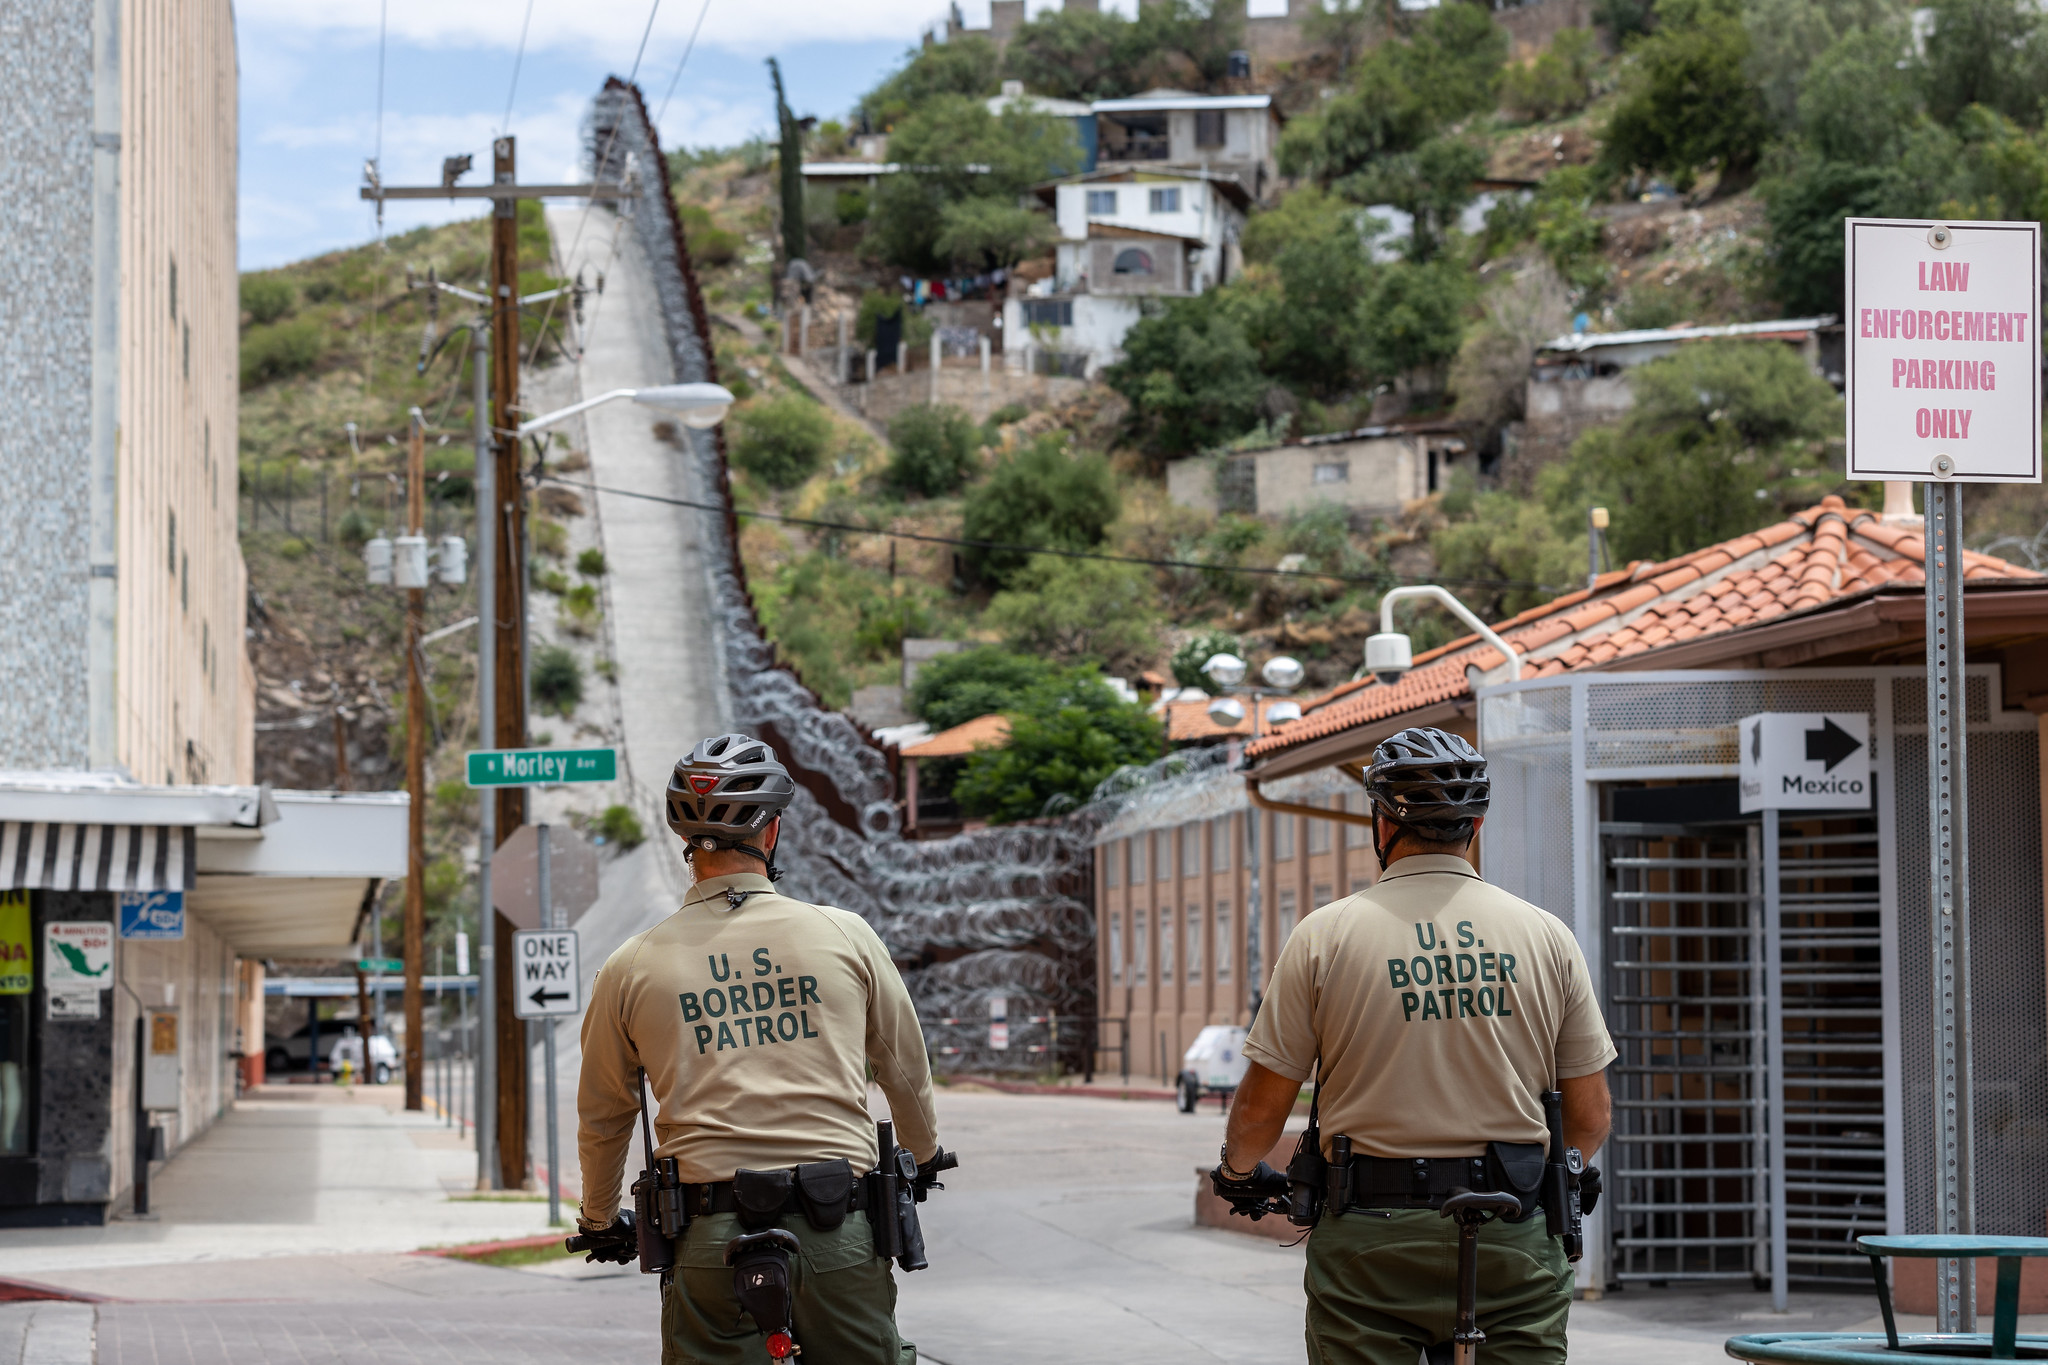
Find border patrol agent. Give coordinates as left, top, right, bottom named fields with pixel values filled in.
left=1213, top=728, right=1616, bottom=1365
left=576, top=734, right=943, bottom=1365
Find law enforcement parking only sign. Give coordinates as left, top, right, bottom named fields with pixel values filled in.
left=1845, top=218, right=2042, bottom=483
left=1738, top=712, right=1872, bottom=813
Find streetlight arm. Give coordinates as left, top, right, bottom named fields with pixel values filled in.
left=1379, top=585, right=1526, bottom=682
left=515, top=389, right=641, bottom=438
left=515, top=383, right=736, bottom=438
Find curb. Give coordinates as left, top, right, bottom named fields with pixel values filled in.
left=419, top=1233, right=568, bottom=1261
left=0, top=1278, right=110, bottom=1304
left=945, top=1077, right=1179, bottom=1102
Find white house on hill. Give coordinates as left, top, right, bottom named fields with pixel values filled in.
left=1002, top=169, right=1249, bottom=378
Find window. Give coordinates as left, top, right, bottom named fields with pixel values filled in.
left=1021, top=299, right=1073, bottom=328
left=1195, top=110, right=1225, bottom=148
left=1245, top=892, right=1263, bottom=984
left=1105, top=844, right=1120, bottom=888
left=1309, top=805, right=1330, bottom=854
left=1182, top=823, right=1200, bottom=877
left=1278, top=889, right=1297, bottom=951
left=168, top=255, right=178, bottom=320
left=1186, top=905, right=1202, bottom=980
left=1215, top=901, right=1233, bottom=980
left=1158, top=907, right=1175, bottom=981
left=1212, top=814, right=1231, bottom=871
left=1110, top=912, right=1124, bottom=983
left=1344, top=790, right=1369, bottom=848
left=1113, top=247, right=1155, bottom=275
left=1148, top=187, right=1180, bottom=213
left=1351, top=877, right=1374, bottom=896
left=1086, top=189, right=1118, bottom=215
left=1130, top=834, right=1146, bottom=885
left=1274, top=813, right=1295, bottom=861
left=1134, top=914, right=1148, bottom=982
left=1155, top=828, right=1173, bottom=881
left=1313, top=883, right=1332, bottom=910
left=1313, top=461, right=1349, bottom=484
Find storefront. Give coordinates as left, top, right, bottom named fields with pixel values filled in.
left=0, top=777, right=405, bottom=1225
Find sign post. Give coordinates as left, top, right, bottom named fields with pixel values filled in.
left=1847, top=216, right=2043, bottom=1333
left=509, top=827, right=582, bottom=1226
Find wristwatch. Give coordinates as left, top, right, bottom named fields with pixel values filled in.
left=1218, top=1143, right=1258, bottom=1181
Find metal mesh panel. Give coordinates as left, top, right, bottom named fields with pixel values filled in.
left=1586, top=680, right=1875, bottom=769
left=1891, top=673, right=1991, bottom=727
left=1895, top=723, right=2045, bottom=1235
left=1483, top=742, right=1576, bottom=932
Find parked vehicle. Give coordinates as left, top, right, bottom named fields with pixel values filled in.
left=1176, top=1025, right=1248, bottom=1113
left=265, top=1023, right=396, bottom=1084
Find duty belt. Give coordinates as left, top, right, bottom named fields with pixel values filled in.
left=687, top=1177, right=875, bottom=1219
left=1343, top=1152, right=1544, bottom=1215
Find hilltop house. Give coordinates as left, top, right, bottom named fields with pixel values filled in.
left=1092, top=90, right=1282, bottom=200
left=1002, top=168, right=1249, bottom=377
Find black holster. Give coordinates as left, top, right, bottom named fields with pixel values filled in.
left=633, top=1155, right=685, bottom=1274
left=1484, top=1140, right=1547, bottom=1221
left=867, top=1119, right=930, bottom=1272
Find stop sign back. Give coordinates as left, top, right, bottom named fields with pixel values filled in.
left=1845, top=218, right=2041, bottom=484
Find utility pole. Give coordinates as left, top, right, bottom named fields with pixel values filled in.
left=404, top=409, right=428, bottom=1111
left=362, top=149, right=627, bottom=1192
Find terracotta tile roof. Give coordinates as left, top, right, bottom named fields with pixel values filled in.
left=901, top=713, right=1011, bottom=759
left=1245, top=495, right=2038, bottom=764
left=1162, top=696, right=1308, bottom=743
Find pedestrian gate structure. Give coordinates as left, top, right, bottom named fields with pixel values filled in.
left=1480, top=669, right=2045, bottom=1298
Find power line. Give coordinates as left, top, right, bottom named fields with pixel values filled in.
left=500, top=0, right=537, bottom=135
left=373, top=0, right=388, bottom=172
left=536, top=475, right=1562, bottom=595
left=655, top=0, right=716, bottom=127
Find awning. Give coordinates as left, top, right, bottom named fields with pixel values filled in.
left=0, top=822, right=194, bottom=891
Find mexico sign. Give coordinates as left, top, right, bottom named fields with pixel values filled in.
left=1845, top=218, right=2042, bottom=483
left=1738, top=712, right=1872, bottom=814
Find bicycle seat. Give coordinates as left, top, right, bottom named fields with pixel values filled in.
left=1440, top=1189, right=1523, bottom=1226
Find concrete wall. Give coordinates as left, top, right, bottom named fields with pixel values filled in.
left=1167, top=434, right=1451, bottom=519
left=1517, top=372, right=1633, bottom=483
left=0, top=0, right=250, bottom=783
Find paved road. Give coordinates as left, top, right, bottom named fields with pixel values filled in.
left=16, top=1084, right=1970, bottom=1365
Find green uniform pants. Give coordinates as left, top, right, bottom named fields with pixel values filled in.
left=1304, top=1209, right=1573, bottom=1365
left=660, top=1211, right=916, bottom=1365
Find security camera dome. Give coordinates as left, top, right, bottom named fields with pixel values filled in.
left=1364, top=632, right=1413, bottom=687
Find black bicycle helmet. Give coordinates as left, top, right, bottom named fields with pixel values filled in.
left=1363, top=727, right=1490, bottom=846
left=666, top=734, right=796, bottom=878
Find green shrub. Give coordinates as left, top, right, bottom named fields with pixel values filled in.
left=596, top=804, right=646, bottom=848
left=834, top=188, right=871, bottom=225
left=239, top=318, right=323, bottom=388
left=677, top=203, right=741, bottom=267
left=561, top=582, right=601, bottom=636
left=886, top=405, right=981, bottom=497
left=909, top=648, right=1061, bottom=731
left=959, top=436, right=1118, bottom=586
left=855, top=290, right=905, bottom=348
left=1170, top=628, right=1245, bottom=689
left=532, top=646, right=584, bottom=715
left=531, top=563, right=570, bottom=595
left=575, top=548, right=608, bottom=576
left=303, top=279, right=339, bottom=304
left=1500, top=28, right=1600, bottom=122
left=952, top=671, right=1163, bottom=823
left=241, top=275, right=295, bottom=325
left=532, top=517, right=568, bottom=558
left=335, top=508, right=371, bottom=549
left=986, top=402, right=1029, bottom=427
left=730, top=395, right=833, bottom=489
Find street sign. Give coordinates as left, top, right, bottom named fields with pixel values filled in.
left=357, top=957, right=403, bottom=974
left=1845, top=218, right=2042, bottom=483
left=511, top=930, right=580, bottom=1019
left=490, top=824, right=600, bottom=931
left=1737, top=712, right=1872, bottom=813
left=45, top=922, right=113, bottom=990
left=466, top=747, right=616, bottom=787
left=118, top=890, right=185, bottom=941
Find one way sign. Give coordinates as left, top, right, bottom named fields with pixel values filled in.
left=1738, top=712, right=1872, bottom=813
left=511, top=929, right=581, bottom=1019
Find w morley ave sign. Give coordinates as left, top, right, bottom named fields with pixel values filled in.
left=1846, top=218, right=2042, bottom=482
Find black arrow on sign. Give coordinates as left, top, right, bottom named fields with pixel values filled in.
left=528, top=986, right=570, bottom=1008
left=1805, top=718, right=1863, bottom=771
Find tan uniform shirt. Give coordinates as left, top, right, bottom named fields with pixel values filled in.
left=1243, top=854, right=1615, bottom=1159
left=577, top=872, right=939, bottom=1224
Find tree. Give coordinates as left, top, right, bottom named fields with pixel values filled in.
left=864, top=97, right=1078, bottom=274
left=886, top=404, right=982, bottom=497
left=933, top=197, right=1057, bottom=272
left=1338, top=136, right=1488, bottom=262
left=958, top=436, right=1121, bottom=585
left=1358, top=258, right=1475, bottom=390
left=1239, top=187, right=1377, bottom=394
left=909, top=648, right=1063, bottom=731
left=1599, top=0, right=1772, bottom=192
left=768, top=58, right=806, bottom=267
left=1920, top=0, right=2048, bottom=126
left=1137, top=0, right=1248, bottom=89
left=1500, top=27, right=1602, bottom=122
left=1762, top=155, right=1904, bottom=314
left=1002, top=7, right=1160, bottom=100
left=1104, top=293, right=1267, bottom=455
left=984, top=555, right=1163, bottom=670
left=952, top=671, right=1163, bottom=822
left=861, top=37, right=1001, bottom=129
left=729, top=394, right=834, bottom=488
left=1304, top=0, right=1379, bottom=76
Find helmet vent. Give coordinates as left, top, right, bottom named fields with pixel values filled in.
left=736, top=747, right=766, bottom=765
left=707, top=737, right=731, bottom=756
left=728, top=774, right=763, bottom=792
left=734, top=805, right=758, bottom=827
left=708, top=803, right=729, bottom=825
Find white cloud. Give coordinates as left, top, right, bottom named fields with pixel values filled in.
left=240, top=0, right=948, bottom=56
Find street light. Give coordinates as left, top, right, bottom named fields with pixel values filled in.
left=1202, top=653, right=1305, bottom=739
left=1364, top=585, right=1525, bottom=688
left=514, top=382, right=737, bottom=438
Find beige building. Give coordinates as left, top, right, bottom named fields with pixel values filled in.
left=0, top=0, right=405, bottom=1225
left=1166, top=421, right=1472, bottom=520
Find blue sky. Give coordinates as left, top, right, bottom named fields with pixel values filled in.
left=237, top=0, right=1000, bottom=270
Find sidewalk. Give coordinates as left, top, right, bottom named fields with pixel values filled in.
left=0, top=1083, right=555, bottom=1282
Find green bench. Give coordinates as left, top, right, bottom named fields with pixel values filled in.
left=1725, top=1236, right=2048, bottom=1363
